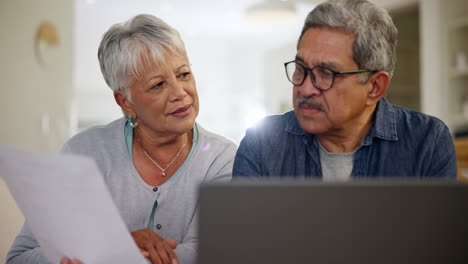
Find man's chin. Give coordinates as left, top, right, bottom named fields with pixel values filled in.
left=296, top=115, right=328, bottom=135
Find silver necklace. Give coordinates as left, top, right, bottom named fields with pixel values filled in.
left=137, top=135, right=187, bottom=177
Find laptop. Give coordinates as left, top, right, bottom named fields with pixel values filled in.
left=198, top=180, right=468, bottom=264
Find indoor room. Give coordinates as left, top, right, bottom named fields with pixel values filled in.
left=1, top=0, right=467, bottom=262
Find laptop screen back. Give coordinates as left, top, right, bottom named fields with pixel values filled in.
left=198, top=180, right=468, bottom=264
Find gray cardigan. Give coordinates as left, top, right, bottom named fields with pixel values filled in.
left=6, top=118, right=237, bottom=264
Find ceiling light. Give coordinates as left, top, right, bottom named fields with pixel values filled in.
left=246, top=0, right=297, bottom=22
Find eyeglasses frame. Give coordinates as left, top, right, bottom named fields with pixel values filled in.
left=284, top=60, right=377, bottom=91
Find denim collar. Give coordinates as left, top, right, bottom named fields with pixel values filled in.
left=285, top=111, right=306, bottom=136
left=363, top=97, right=398, bottom=145
left=285, top=97, right=398, bottom=145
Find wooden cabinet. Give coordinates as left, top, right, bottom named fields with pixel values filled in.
left=454, top=138, right=468, bottom=181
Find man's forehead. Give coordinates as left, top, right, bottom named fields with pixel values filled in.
left=296, top=28, right=355, bottom=68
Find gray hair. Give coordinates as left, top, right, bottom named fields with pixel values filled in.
left=98, top=14, right=187, bottom=99
left=298, top=0, right=398, bottom=78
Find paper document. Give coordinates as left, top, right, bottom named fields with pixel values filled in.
left=0, top=144, right=147, bottom=264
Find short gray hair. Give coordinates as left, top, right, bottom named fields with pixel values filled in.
left=98, top=14, right=187, bottom=99
left=298, top=0, right=398, bottom=78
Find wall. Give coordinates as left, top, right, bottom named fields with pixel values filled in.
left=0, top=0, right=73, bottom=260
left=387, top=7, right=420, bottom=111
left=440, top=0, right=468, bottom=135
left=263, top=43, right=297, bottom=115
left=72, top=2, right=308, bottom=143
left=420, top=0, right=468, bottom=134
left=420, top=0, right=444, bottom=120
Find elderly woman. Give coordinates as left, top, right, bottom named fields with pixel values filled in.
left=7, top=14, right=237, bottom=264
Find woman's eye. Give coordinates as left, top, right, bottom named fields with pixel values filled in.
left=178, top=72, right=191, bottom=79
left=150, top=81, right=164, bottom=90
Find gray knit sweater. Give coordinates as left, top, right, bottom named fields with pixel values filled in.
left=6, top=118, right=237, bottom=264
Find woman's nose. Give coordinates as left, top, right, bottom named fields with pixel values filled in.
left=169, top=79, right=187, bottom=101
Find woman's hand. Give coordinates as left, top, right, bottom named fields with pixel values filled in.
left=60, top=257, right=83, bottom=264
left=131, top=228, right=179, bottom=264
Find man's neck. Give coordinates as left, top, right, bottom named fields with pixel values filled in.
left=316, top=105, right=376, bottom=153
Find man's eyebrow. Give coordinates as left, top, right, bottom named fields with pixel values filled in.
left=317, top=61, right=337, bottom=69
left=295, top=56, right=305, bottom=63
left=294, top=56, right=338, bottom=69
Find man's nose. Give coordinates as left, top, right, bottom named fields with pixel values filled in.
left=297, top=72, right=322, bottom=96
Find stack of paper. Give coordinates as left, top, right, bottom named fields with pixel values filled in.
left=0, top=144, right=147, bottom=264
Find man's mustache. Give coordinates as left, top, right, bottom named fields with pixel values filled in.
left=296, top=97, right=325, bottom=112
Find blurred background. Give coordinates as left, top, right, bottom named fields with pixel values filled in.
left=1, top=0, right=468, bottom=260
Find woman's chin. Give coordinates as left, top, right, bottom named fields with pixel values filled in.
left=170, top=118, right=196, bottom=135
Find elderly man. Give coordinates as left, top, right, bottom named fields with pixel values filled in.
left=233, top=0, right=457, bottom=179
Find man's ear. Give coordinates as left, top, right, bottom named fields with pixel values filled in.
left=114, top=91, right=134, bottom=117
left=366, top=71, right=390, bottom=106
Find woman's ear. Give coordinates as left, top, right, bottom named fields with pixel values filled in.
left=114, top=91, right=134, bottom=116
left=366, top=71, right=390, bottom=106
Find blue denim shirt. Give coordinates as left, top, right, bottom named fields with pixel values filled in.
left=233, top=98, right=457, bottom=178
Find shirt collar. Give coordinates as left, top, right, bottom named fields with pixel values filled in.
left=285, top=111, right=306, bottom=136
left=285, top=97, right=398, bottom=144
left=363, top=97, right=398, bottom=145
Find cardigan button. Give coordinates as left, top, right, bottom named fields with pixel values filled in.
left=156, top=224, right=162, bottom=229
left=153, top=187, right=158, bottom=192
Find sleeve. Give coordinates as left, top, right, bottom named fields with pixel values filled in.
left=60, top=140, right=73, bottom=154
left=209, top=142, right=237, bottom=183
left=198, top=139, right=237, bottom=183
left=6, top=222, right=53, bottom=264
left=426, top=122, right=458, bottom=178
left=232, top=127, right=263, bottom=178
left=173, top=140, right=237, bottom=263
left=173, top=207, right=199, bottom=264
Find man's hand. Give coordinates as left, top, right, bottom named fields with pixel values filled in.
left=131, top=228, right=179, bottom=264
left=60, top=257, right=83, bottom=264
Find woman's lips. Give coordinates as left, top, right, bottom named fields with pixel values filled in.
left=169, top=105, right=191, bottom=118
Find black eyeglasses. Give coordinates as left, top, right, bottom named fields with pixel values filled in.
left=284, top=61, right=376, bottom=91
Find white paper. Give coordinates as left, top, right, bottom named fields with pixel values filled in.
left=0, top=144, right=147, bottom=264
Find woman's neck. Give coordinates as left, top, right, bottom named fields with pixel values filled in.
left=134, top=127, right=192, bottom=162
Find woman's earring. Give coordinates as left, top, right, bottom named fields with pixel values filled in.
left=127, top=115, right=138, bottom=128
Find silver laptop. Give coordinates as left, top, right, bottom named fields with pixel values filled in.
left=198, top=180, right=468, bottom=264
